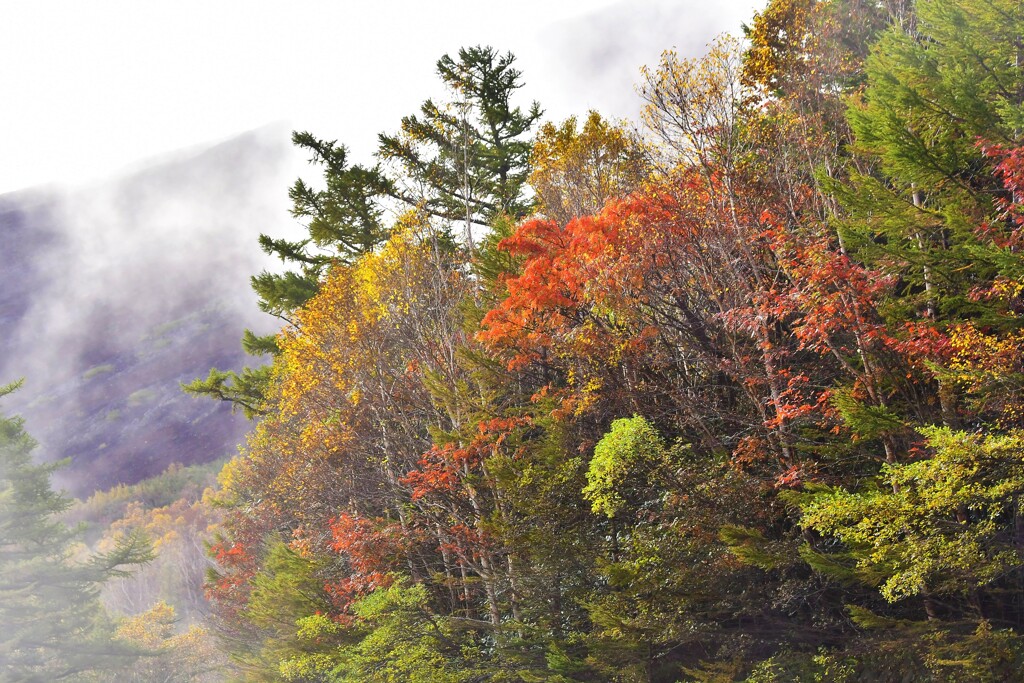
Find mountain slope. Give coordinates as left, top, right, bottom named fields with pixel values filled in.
left=0, top=128, right=293, bottom=496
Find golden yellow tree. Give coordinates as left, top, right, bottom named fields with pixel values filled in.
left=529, top=111, right=649, bottom=226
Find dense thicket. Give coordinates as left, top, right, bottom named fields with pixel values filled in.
left=200, top=1, right=1024, bottom=680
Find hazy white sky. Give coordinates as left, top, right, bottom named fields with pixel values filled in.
left=0, top=0, right=763, bottom=194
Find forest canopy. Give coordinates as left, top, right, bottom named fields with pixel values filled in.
left=192, top=2, right=1024, bottom=675
left=199, top=2, right=1024, bottom=678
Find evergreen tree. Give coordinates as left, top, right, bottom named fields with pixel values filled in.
left=841, top=0, right=1024, bottom=326
left=378, top=45, right=542, bottom=248
left=259, top=130, right=394, bottom=318
left=186, top=47, right=539, bottom=416
left=184, top=131, right=393, bottom=418
left=221, top=539, right=340, bottom=681
left=0, top=380, right=152, bottom=681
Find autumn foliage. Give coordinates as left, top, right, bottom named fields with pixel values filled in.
left=201, top=1, right=1024, bottom=680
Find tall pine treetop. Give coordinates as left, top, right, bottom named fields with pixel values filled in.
left=378, top=45, right=542, bottom=239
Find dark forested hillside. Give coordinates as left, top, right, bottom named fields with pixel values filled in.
left=0, top=130, right=289, bottom=496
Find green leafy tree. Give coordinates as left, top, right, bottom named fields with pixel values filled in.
left=221, top=539, right=340, bottom=682
left=795, top=427, right=1024, bottom=611
left=258, top=130, right=395, bottom=319
left=583, top=415, right=669, bottom=519
left=327, top=583, right=483, bottom=683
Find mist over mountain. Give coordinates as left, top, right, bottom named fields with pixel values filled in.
left=0, top=128, right=293, bottom=497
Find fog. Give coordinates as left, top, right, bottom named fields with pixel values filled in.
left=0, top=0, right=763, bottom=193
left=0, top=126, right=298, bottom=495
left=529, top=0, right=760, bottom=122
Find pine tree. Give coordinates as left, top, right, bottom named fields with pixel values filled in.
left=184, top=131, right=393, bottom=417
left=841, top=0, right=1024, bottom=325
left=258, top=130, right=394, bottom=318
left=0, top=380, right=152, bottom=681
left=378, top=45, right=542, bottom=247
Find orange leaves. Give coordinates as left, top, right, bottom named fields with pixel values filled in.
left=212, top=540, right=250, bottom=566
left=479, top=170, right=787, bottom=427
left=206, top=540, right=257, bottom=613
left=767, top=230, right=896, bottom=358
left=478, top=216, right=590, bottom=367
left=887, top=322, right=952, bottom=367
left=329, top=514, right=404, bottom=580
left=402, top=416, right=532, bottom=501
left=980, top=143, right=1024, bottom=241
left=478, top=183, right=692, bottom=372
left=402, top=442, right=473, bottom=500
left=322, top=525, right=405, bottom=614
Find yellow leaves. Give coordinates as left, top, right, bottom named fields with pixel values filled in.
left=992, top=277, right=1024, bottom=303
left=115, top=601, right=223, bottom=679
left=101, top=497, right=215, bottom=554
left=115, top=600, right=176, bottom=648
left=232, top=214, right=469, bottom=531
left=946, top=320, right=1024, bottom=425
left=217, top=456, right=245, bottom=496
left=298, top=416, right=354, bottom=457
left=948, top=322, right=1024, bottom=380
left=741, top=0, right=817, bottom=91
left=529, top=111, right=649, bottom=225
left=639, top=34, right=749, bottom=173
left=274, top=215, right=439, bottom=425
left=576, top=376, right=604, bottom=417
